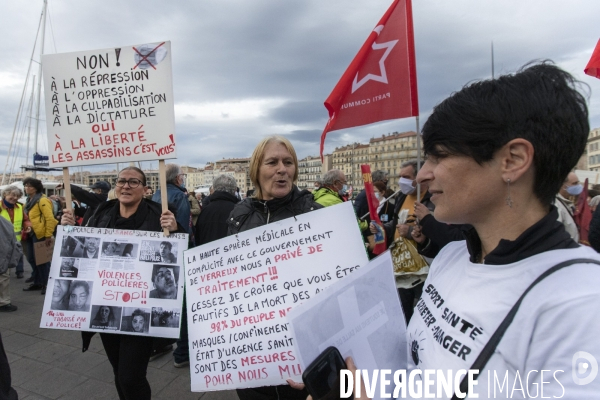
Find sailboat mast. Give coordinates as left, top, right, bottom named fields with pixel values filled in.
left=491, top=41, right=495, bottom=79
left=33, top=0, right=48, bottom=179
left=26, top=76, right=36, bottom=166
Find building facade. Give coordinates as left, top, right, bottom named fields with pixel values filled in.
left=588, top=128, right=600, bottom=171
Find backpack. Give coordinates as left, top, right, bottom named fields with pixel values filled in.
left=51, top=199, right=62, bottom=219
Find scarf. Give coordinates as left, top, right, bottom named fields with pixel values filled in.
left=105, top=200, right=150, bottom=229
left=25, top=193, right=43, bottom=213
left=3, top=199, right=15, bottom=209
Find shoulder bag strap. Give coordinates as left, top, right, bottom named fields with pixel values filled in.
left=452, top=258, right=600, bottom=400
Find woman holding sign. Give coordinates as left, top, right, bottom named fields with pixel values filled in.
left=22, top=177, right=58, bottom=295
left=328, top=63, right=600, bottom=399
left=228, top=136, right=322, bottom=400
left=61, top=166, right=181, bottom=400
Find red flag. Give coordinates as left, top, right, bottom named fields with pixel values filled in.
left=575, top=178, right=593, bottom=245
left=584, top=40, right=600, bottom=79
left=320, top=0, right=419, bottom=158
left=361, top=165, right=387, bottom=255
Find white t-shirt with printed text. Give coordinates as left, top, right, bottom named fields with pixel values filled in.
left=406, top=241, right=600, bottom=399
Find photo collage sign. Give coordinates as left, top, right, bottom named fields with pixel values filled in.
left=41, top=226, right=188, bottom=338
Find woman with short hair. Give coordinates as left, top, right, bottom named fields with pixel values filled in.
left=61, top=166, right=181, bottom=400
left=227, top=135, right=321, bottom=400
left=0, top=185, right=31, bottom=281
left=403, top=62, right=600, bottom=396
left=22, top=177, right=57, bottom=294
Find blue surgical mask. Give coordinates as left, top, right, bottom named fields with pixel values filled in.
left=566, top=184, right=583, bottom=196
left=399, top=177, right=416, bottom=195
left=375, top=192, right=381, bottom=200
left=341, top=184, right=348, bottom=192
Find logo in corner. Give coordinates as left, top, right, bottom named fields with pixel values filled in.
left=572, top=351, right=598, bottom=385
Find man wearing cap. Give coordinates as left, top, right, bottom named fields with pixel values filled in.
left=56, top=181, right=110, bottom=226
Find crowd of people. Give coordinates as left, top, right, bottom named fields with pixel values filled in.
left=2, top=61, right=600, bottom=399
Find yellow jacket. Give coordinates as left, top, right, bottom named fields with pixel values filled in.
left=0, top=203, right=24, bottom=241
left=29, top=196, right=58, bottom=239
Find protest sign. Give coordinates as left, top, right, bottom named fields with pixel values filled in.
left=42, top=41, right=176, bottom=167
left=34, top=238, right=54, bottom=265
left=184, top=202, right=370, bottom=392
left=41, top=226, right=188, bottom=338
left=287, top=251, right=408, bottom=400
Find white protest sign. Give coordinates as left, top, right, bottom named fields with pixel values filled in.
left=184, top=202, right=369, bottom=392
left=287, top=252, right=408, bottom=400
left=41, top=226, right=188, bottom=338
left=42, top=41, right=176, bottom=167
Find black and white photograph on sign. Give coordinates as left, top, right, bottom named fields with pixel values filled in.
left=89, top=305, right=122, bottom=330
left=59, top=258, right=79, bottom=278
left=120, top=307, right=150, bottom=334
left=139, top=240, right=178, bottom=264
left=50, top=279, right=71, bottom=311
left=100, top=241, right=138, bottom=258
left=149, top=265, right=179, bottom=299
left=67, top=280, right=94, bottom=312
left=60, top=236, right=101, bottom=259
left=151, top=307, right=181, bottom=328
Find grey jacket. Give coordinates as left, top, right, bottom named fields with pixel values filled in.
left=0, top=217, right=22, bottom=274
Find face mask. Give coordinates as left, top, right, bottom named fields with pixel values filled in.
left=399, top=177, right=416, bottom=195
left=566, top=184, right=583, bottom=196
left=341, top=184, right=348, bottom=193
left=374, top=192, right=381, bottom=200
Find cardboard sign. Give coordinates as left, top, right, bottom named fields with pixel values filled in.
left=184, top=202, right=370, bottom=392
left=287, top=252, right=408, bottom=400
left=42, top=41, right=176, bottom=167
left=34, top=238, right=55, bottom=265
left=40, top=226, right=188, bottom=338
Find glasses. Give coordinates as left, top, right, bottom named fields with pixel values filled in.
left=116, top=179, right=143, bottom=188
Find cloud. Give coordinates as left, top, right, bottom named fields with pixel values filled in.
left=2, top=0, right=600, bottom=175
left=266, top=101, right=326, bottom=126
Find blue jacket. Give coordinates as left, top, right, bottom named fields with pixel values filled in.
left=152, top=183, right=191, bottom=234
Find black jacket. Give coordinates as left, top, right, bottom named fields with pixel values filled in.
left=82, top=198, right=182, bottom=351
left=70, top=184, right=108, bottom=226
left=416, top=214, right=470, bottom=258
left=589, top=206, right=600, bottom=252
left=353, top=189, right=369, bottom=220
left=195, top=191, right=239, bottom=246
left=87, top=199, right=163, bottom=231
left=227, top=186, right=322, bottom=234
left=382, top=191, right=435, bottom=247
left=228, top=188, right=319, bottom=400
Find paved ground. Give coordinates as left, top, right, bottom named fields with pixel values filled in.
left=0, top=260, right=239, bottom=400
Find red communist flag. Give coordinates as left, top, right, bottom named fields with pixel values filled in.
left=320, top=0, right=419, bottom=158
left=584, top=40, right=600, bottom=79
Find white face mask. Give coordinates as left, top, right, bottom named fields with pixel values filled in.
left=398, top=177, right=416, bottom=195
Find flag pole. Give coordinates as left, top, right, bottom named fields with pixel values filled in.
left=491, top=41, right=495, bottom=79
left=416, top=115, right=421, bottom=200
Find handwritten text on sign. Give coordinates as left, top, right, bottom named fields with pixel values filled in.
left=40, top=226, right=188, bottom=338
left=184, top=202, right=369, bottom=392
left=42, top=41, right=176, bottom=167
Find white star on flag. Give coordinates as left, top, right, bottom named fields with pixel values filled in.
left=351, top=25, right=398, bottom=93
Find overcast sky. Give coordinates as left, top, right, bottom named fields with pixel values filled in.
left=2, top=0, right=600, bottom=173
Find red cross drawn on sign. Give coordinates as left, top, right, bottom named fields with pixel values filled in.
left=132, top=42, right=166, bottom=70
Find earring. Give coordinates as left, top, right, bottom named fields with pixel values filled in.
left=506, top=179, right=513, bottom=208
